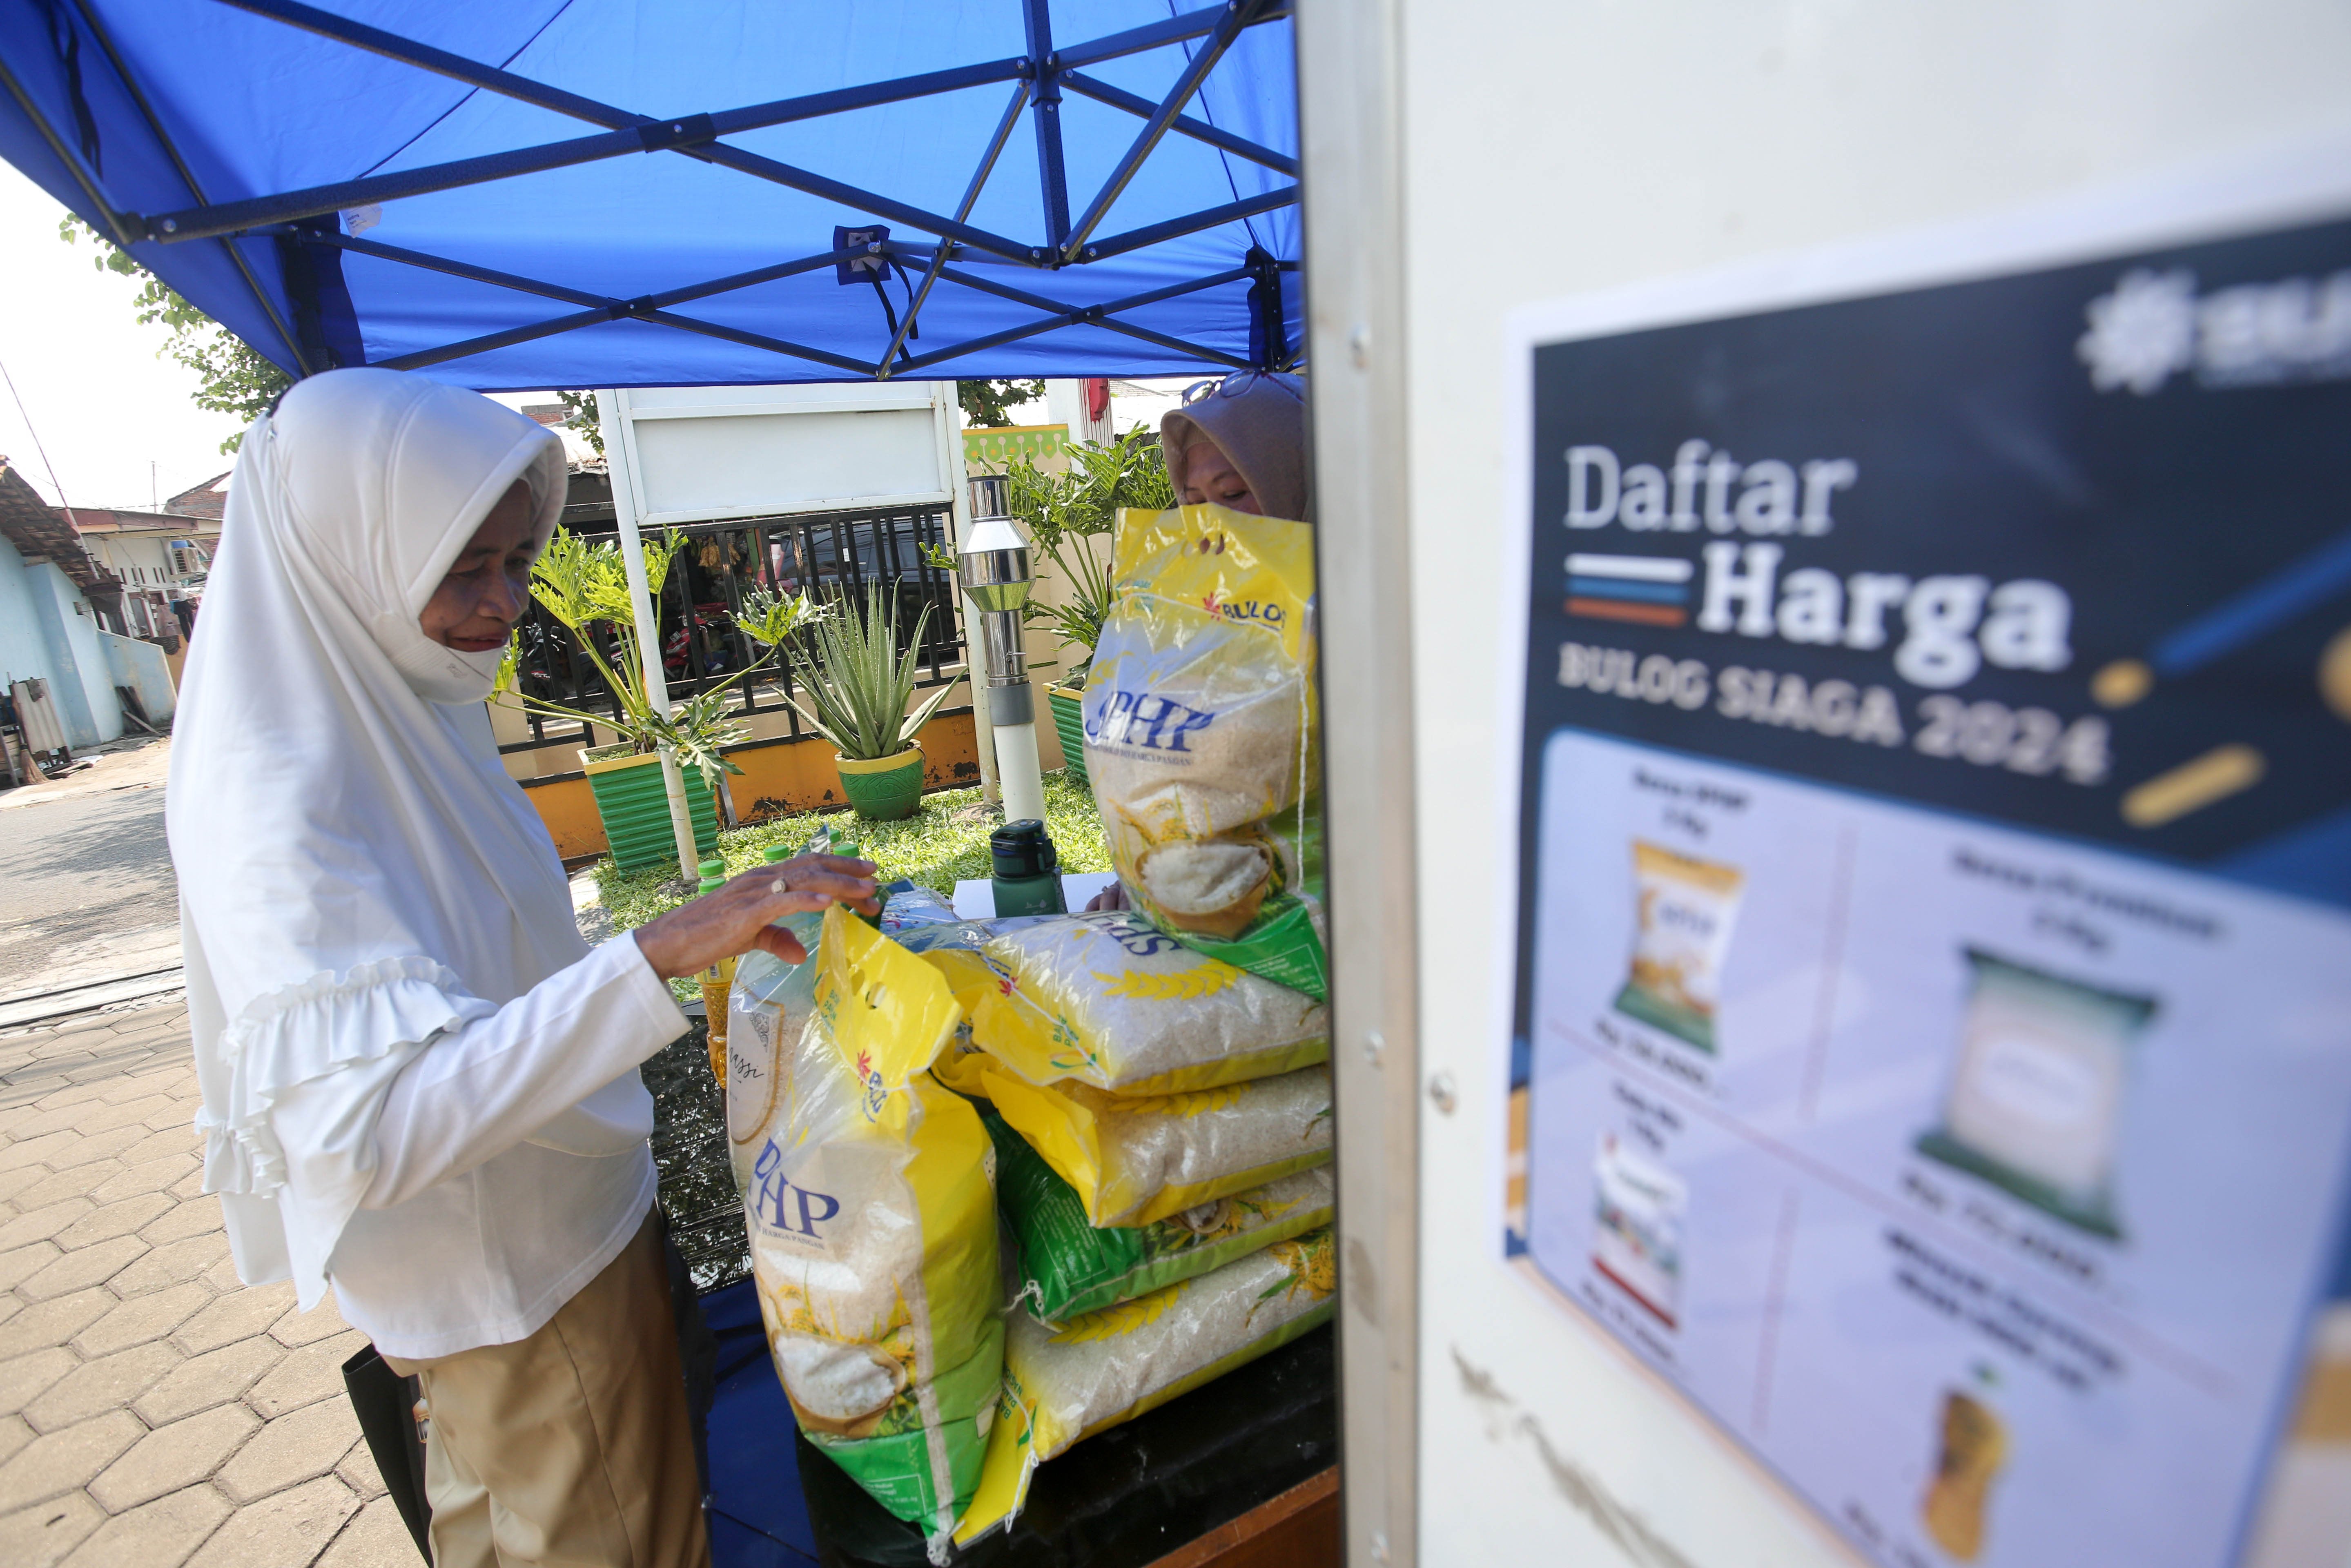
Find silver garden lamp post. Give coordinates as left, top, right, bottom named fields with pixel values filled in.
left=958, top=474, right=1048, bottom=826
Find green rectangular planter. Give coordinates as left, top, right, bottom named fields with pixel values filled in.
left=1046, top=683, right=1090, bottom=788
left=582, top=748, right=720, bottom=873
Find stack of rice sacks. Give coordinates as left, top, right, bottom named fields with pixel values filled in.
left=947, top=499, right=1337, bottom=1544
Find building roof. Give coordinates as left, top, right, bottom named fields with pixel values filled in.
left=165, top=472, right=232, bottom=520
left=69, top=507, right=222, bottom=541
left=0, top=462, right=116, bottom=592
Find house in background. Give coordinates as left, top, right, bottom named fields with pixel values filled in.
left=165, top=470, right=230, bottom=521
left=0, top=461, right=174, bottom=752
left=1, top=461, right=125, bottom=748
left=71, top=507, right=215, bottom=650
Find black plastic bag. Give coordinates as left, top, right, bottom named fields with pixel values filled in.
left=341, top=1342, right=431, bottom=1562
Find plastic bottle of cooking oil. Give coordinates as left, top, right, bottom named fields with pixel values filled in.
left=696, top=858, right=733, bottom=1087
left=829, top=837, right=885, bottom=927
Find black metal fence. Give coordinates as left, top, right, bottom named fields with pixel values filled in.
left=502, top=503, right=965, bottom=757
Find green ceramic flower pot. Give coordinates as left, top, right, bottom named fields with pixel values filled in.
left=836, top=745, right=925, bottom=820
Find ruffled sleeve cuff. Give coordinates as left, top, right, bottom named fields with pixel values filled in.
left=200, top=956, right=482, bottom=1198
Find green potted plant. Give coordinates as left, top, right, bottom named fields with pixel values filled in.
left=1005, top=428, right=1174, bottom=787
left=784, top=581, right=965, bottom=820
left=497, top=529, right=820, bottom=872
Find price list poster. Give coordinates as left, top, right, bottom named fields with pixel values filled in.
left=1495, top=148, right=2351, bottom=1568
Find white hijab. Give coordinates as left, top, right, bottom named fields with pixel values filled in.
left=169, top=368, right=630, bottom=1305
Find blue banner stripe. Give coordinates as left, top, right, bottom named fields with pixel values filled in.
left=1567, top=577, right=1688, bottom=604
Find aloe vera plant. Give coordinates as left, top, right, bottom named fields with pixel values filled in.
left=785, top=581, right=965, bottom=760
left=495, top=528, right=824, bottom=779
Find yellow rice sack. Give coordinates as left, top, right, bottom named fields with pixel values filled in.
left=977, top=1061, right=1333, bottom=1228
left=1083, top=503, right=1325, bottom=998
left=741, top=906, right=1001, bottom=1539
left=956, top=1229, right=1338, bottom=1544
left=972, top=911, right=1328, bottom=1096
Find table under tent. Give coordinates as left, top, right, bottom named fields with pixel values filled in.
left=0, top=2, right=1322, bottom=1564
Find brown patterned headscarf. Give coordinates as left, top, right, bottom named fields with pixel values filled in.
left=1160, top=371, right=1308, bottom=523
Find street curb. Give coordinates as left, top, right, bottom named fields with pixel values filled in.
left=0, top=968, right=188, bottom=1029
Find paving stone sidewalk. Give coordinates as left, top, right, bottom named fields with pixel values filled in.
left=0, top=998, right=417, bottom=1568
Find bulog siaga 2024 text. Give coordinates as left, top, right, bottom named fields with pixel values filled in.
left=1552, top=440, right=2106, bottom=786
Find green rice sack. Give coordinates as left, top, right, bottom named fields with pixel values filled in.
left=981, top=1104, right=1334, bottom=1325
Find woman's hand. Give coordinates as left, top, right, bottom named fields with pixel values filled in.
left=631, top=854, right=880, bottom=979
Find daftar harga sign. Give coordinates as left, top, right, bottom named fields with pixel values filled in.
left=1498, top=170, right=2351, bottom=1568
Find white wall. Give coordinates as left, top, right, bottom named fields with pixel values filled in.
left=100, top=630, right=175, bottom=724
left=1387, top=5, right=2351, bottom=1566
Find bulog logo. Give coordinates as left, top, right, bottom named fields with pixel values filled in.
left=2077, top=265, right=2351, bottom=394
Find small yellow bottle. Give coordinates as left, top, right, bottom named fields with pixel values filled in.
left=695, top=858, right=734, bottom=1087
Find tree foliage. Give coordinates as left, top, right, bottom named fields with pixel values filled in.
left=59, top=216, right=292, bottom=454
left=554, top=389, right=606, bottom=454
left=957, top=378, right=1045, bottom=427
left=1005, top=428, right=1172, bottom=682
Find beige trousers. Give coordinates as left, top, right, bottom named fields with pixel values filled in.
left=384, top=1210, right=710, bottom=1568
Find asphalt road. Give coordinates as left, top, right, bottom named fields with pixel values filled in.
left=0, top=776, right=180, bottom=991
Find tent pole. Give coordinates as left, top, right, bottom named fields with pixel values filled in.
left=876, top=82, right=1031, bottom=374
left=1021, top=0, right=1071, bottom=248
left=0, top=52, right=142, bottom=248
left=63, top=0, right=314, bottom=376
left=938, top=387, right=1000, bottom=806
left=1058, top=0, right=1266, bottom=261
left=597, top=391, right=705, bottom=881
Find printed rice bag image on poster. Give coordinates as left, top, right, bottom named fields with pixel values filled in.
left=1921, top=1382, right=2010, bottom=1563
left=1612, top=840, right=1745, bottom=1052
left=1591, top=1134, right=1684, bottom=1327
left=1915, top=949, right=2157, bottom=1238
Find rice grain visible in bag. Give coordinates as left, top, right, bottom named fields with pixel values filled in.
left=974, top=911, right=1328, bottom=1096
left=980, top=1062, right=1333, bottom=1228
left=741, top=907, right=1002, bottom=1539
left=983, top=1102, right=1334, bottom=1324
left=1085, top=503, right=1325, bottom=996
left=956, top=1229, right=1337, bottom=1543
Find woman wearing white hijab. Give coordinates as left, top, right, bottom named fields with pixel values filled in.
left=169, top=368, right=875, bottom=1567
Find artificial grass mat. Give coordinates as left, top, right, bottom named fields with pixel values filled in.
left=595, top=767, right=1110, bottom=938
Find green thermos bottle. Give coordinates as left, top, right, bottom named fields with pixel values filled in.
left=989, top=820, right=1066, bottom=917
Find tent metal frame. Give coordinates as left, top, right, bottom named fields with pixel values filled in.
left=14, top=0, right=1301, bottom=383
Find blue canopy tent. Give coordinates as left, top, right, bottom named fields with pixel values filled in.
left=0, top=0, right=1301, bottom=389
